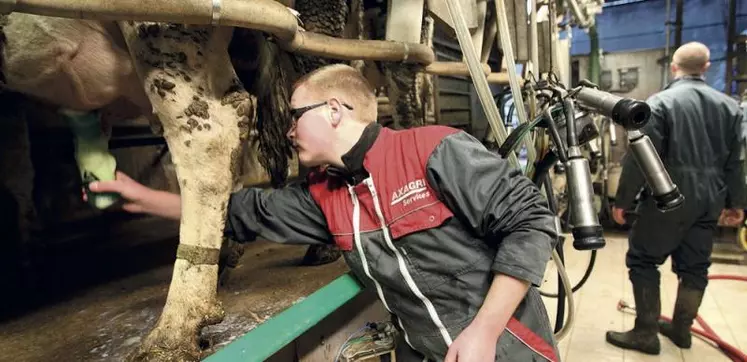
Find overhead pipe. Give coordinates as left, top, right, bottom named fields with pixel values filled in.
left=0, top=0, right=435, bottom=65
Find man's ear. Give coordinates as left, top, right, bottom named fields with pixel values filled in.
left=327, top=98, right=343, bottom=127
left=703, top=61, right=711, bottom=73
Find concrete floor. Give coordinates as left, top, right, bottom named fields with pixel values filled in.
left=542, top=232, right=747, bottom=362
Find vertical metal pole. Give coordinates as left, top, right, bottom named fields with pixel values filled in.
left=494, top=0, right=537, bottom=174
left=726, top=0, right=736, bottom=94
left=528, top=0, right=539, bottom=119
left=674, top=0, right=683, bottom=50
left=530, top=0, right=539, bottom=70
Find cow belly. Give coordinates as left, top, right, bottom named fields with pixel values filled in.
left=1, top=15, right=145, bottom=111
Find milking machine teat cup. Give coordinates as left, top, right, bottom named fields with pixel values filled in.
left=573, top=79, right=685, bottom=213
left=547, top=85, right=606, bottom=251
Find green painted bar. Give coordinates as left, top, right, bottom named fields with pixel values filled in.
left=203, top=273, right=364, bottom=362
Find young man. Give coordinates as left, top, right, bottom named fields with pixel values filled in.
left=608, top=42, right=746, bottom=354
left=90, top=64, right=559, bottom=361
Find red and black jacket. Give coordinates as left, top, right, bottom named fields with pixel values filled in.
left=226, top=122, right=560, bottom=361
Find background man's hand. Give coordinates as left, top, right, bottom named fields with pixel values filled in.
left=719, top=208, right=745, bottom=226
left=612, top=207, right=627, bottom=226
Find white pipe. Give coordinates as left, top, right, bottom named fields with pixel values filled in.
left=444, top=0, right=518, bottom=167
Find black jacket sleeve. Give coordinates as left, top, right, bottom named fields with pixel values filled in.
left=425, top=131, right=557, bottom=287
left=615, top=97, right=670, bottom=210
left=224, top=181, right=333, bottom=245
left=724, top=111, right=746, bottom=209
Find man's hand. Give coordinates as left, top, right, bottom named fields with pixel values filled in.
left=612, top=207, right=627, bottom=225
left=85, top=171, right=151, bottom=213
left=444, top=322, right=498, bottom=362
left=719, top=208, right=745, bottom=226
left=85, top=171, right=182, bottom=220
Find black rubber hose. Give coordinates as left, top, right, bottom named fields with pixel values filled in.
left=541, top=250, right=598, bottom=297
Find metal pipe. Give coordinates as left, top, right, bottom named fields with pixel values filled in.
left=674, top=0, right=683, bottom=49
left=0, top=0, right=435, bottom=65
left=444, top=0, right=518, bottom=167
left=494, top=0, right=536, bottom=173
left=588, top=25, right=600, bottom=85
left=487, top=72, right=514, bottom=84
left=549, top=1, right=559, bottom=74
left=527, top=0, right=539, bottom=119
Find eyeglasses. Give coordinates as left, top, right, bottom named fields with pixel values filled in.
left=290, top=101, right=354, bottom=124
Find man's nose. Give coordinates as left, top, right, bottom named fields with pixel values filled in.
left=286, top=127, right=295, bottom=141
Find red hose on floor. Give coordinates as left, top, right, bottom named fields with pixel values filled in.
left=617, top=274, right=747, bottom=362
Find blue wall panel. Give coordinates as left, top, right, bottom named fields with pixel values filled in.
left=560, top=0, right=747, bottom=91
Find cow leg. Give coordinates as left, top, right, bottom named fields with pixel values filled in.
left=383, top=1, right=427, bottom=129
left=118, top=22, right=252, bottom=361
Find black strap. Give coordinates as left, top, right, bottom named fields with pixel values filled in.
left=176, top=244, right=221, bottom=265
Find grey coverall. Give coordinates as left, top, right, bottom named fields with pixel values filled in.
left=615, top=76, right=746, bottom=291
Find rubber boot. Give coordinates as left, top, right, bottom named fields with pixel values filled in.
left=658, top=283, right=704, bottom=348
left=606, top=282, right=661, bottom=355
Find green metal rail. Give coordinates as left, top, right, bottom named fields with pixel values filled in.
left=203, top=273, right=364, bottom=361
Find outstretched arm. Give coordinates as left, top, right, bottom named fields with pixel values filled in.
left=89, top=171, right=332, bottom=245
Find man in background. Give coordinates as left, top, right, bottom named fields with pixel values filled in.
left=607, top=41, right=746, bottom=354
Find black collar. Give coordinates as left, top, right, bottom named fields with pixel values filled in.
left=325, top=122, right=382, bottom=185
left=665, top=75, right=705, bottom=90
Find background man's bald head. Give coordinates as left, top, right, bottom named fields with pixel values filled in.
left=672, top=42, right=711, bottom=76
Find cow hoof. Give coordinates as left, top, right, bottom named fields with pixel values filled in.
left=301, top=244, right=342, bottom=266
left=218, top=238, right=245, bottom=287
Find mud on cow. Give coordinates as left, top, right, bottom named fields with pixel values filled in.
left=0, top=0, right=438, bottom=360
